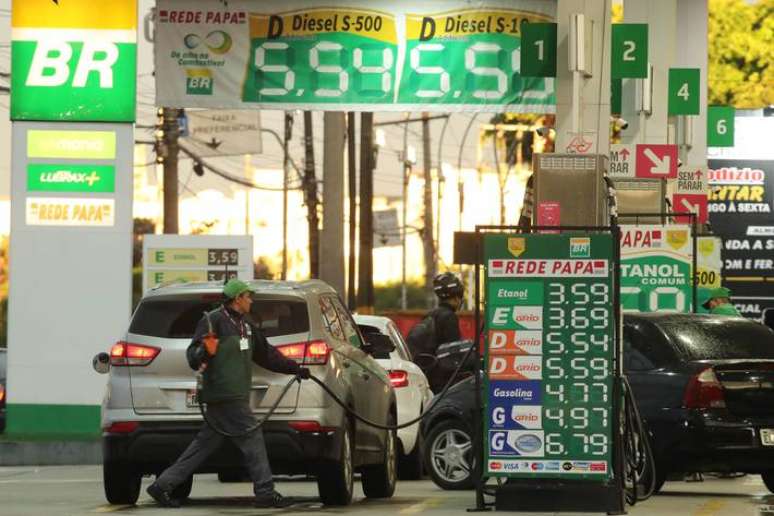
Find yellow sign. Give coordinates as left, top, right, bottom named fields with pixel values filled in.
left=508, top=237, right=526, bottom=257
left=148, top=248, right=208, bottom=266
left=250, top=8, right=397, bottom=44
left=666, top=230, right=689, bottom=251
left=146, top=270, right=208, bottom=290
left=696, top=236, right=722, bottom=288
left=26, top=197, right=114, bottom=227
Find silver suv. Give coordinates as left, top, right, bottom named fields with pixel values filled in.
left=94, top=280, right=397, bottom=506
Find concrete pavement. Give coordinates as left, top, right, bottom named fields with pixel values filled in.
left=0, top=466, right=773, bottom=515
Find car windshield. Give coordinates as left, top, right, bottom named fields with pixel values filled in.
left=129, top=295, right=310, bottom=339
left=658, top=318, right=774, bottom=361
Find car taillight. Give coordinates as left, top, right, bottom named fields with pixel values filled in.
left=109, top=341, right=161, bottom=366
left=276, top=340, right=330, bottom=365
left=389, top=370, right=409, bottom=388
left=683, top=367, right=727, bottom=409
left=104, top=421, right=139, bottom=434
left=0, top=384, right=5, bottom=404
left=288, top=421, right=336, bottom=433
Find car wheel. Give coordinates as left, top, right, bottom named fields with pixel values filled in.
left=761, top=471, right=774, bottom=493
left=424, top=419, right=474, bottom=490
left=103, top=462, right=141, bottom=505
left=398, top=430, right=424, bottom=480
left=171, top=475, right=193, bottom=501
left=317, top=424, right=354, bottom=506
left=362, top=415, right=398, bottom=498
left=217, top=470, right=245, bottom=483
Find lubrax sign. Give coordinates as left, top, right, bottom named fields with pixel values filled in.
left=11, top=0, right=137, bottom=121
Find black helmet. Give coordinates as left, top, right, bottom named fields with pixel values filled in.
left=433, top=272, right=464, bottom=299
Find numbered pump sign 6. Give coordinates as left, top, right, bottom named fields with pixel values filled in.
left=484, top=233, right=616, bottom=480
left=154, top=0, right=556, bottom=112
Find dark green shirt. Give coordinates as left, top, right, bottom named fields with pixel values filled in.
left=187, top=306, right=299, bottom=403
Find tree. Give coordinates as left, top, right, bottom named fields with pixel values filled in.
left=708, top=0, right=773, bottom=108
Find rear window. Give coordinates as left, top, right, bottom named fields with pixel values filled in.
left=129, top=295, right=309, bottom=339
left=659, top=319, right=774, bottom=361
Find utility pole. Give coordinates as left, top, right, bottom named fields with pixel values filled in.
left=421, top=113, right=436, bottom=308
left=281, top=112, right=292, bottom=280
left=347, top=112, right=357, bottom=310
left=357, top=112, right=374, bottom=314
left=302, top=111, right=319, bottom=279
left=160, top=107, right=181, bottom=234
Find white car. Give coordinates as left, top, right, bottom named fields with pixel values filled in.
left=354, top=314, right=433, bottom=480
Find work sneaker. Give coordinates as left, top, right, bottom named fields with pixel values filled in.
left=254, top=491, right=294, bottom=508
left=146, top=482, right=181, bottom=508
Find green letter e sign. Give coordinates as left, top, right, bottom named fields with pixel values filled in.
left=668, top=68, right=700, bottom=116
left=611, top=24, right=648, bottom=79
left=520, top=23, right=557, bottom=77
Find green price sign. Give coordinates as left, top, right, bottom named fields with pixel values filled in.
left=620, top=225, right=694, bottom=313
left=157, top=5, right=557, bottom=112
left=520, top=23, right=557, bottom=77
left=611, top=24, right=648, bottom=79
left=668, top=68, right=700, bottom=116
left=707, top=106, right=735, bottom=147
left=484, top=233, right=615, bottom=480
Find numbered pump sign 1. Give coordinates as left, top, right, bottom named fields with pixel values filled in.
left=484, top=233, right=616, bottom=480
left=155, top=0, right=556, bottom=112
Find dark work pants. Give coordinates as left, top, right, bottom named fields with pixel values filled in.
left=155, top=399, right=274, bottom=497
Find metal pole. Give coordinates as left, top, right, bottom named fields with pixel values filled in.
left=422, top=113, right=436, bottom=308
left=357, top=112, right=375, bottom=314
left=401, top=113, right=410, bottom=310
left=473, top=227, right=486, bottom=510
left=347, top=112, right=357, bottom=310
left=162, top=107, right=180, bottom=234
left=303, top=111, right=319, bottom=279
left=281, top=113, right=291, bottom=280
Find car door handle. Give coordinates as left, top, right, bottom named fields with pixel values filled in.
left=343, top=361, right=351, bottom=368
left=359, top=372, right=370, bottom=381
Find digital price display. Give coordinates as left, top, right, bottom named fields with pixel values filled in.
left=484, top=234, right=615, bottom=480
left=239, top=7, right=554, bottom=111
left=620, top=225, right=693, bottom=313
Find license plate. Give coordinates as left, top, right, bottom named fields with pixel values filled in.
left=761, top=429, right=774, bottom=446
left=186, top=390, right=199, bottom=408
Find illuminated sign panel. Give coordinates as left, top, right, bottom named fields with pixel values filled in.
left=27, top=164, right=115, bottom=193
left=26, top=197, right=115, bottom=227
left=10, top=0, right=137, bottom=121
left=154, top=0, right=555, bottom=112
left=27, top=130, right=116, bottom=160
left=484, top=233, right=615, bottom=480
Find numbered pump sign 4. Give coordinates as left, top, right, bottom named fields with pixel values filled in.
left=483, top=232, right=618, bottom=482
left=154, top=0, right=556, bottom=112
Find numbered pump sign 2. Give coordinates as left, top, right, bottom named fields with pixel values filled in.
left=155, top=0, right=556, bottom=112
left=483, top=232, right=618, bottom=482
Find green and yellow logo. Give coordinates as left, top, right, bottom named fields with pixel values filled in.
left=570, top=237, right=591, bottom=258
left=11, top=0, right=137, bottom=122
left=27, top=164, right=115, bottom=193
left=186, top=69, right=213, bottom=95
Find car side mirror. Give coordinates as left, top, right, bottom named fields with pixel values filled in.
left=362, top=332, right=395, bottom=359
left=92, top=352, right=110, bottom=374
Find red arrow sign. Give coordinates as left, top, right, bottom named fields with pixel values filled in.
left=673, top=193, right=708, bottom=224
left=635, top=144, right=678, bottom=179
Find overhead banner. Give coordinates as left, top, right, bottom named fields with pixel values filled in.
left=484, top=233, right=615, bottom=479
left=183, top=109, right=262, bottom=157
left=155, top=0, right=556, bottom=112
left=620, top=225, right=694, bottom=313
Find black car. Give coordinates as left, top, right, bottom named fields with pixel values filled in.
left=421, top=314, right=774, bottom=493
left=0, top=348, right=6, bottom=432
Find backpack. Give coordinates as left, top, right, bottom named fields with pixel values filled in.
left=406, top=311, right=438, bottom=372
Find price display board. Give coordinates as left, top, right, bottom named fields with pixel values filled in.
left=620, top=225, right=694, bottom=313
left=155, top=0, right=555, bottom=112
left=143, top=235, right=253, bottom=292
left=484, top=233, right=616, bottom=480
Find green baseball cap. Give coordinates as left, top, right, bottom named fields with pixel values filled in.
left=701, top=287, right=732, bottom=309
left=223, top=279, right=253, bottom=299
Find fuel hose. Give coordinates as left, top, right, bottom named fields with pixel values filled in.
left=196, top=338, right=478, bottom=438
